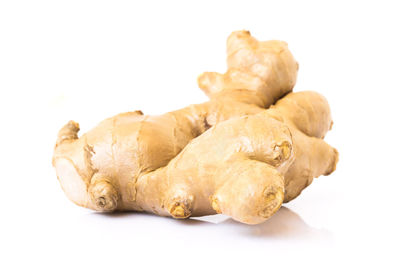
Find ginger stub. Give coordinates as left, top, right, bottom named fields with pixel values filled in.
left=52, top=31, right=338, bottom=224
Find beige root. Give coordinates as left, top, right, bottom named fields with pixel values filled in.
left=53, top=30, right=298, bottom=216
left=136, top=91, right=338, bottom=224
left=52, top=31, right=338, bottom=225
left=198, top=30, right=298, bottom=107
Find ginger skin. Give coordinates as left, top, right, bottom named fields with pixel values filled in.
left=52, top=31, right=338, bottom=225
left=198, top=30, right=298, bottom=109
left=52, top=31, right=299, bottom=217
left=137, top=91, right=338, bottom=224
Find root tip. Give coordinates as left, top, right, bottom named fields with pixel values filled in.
left=168, top=201, right=192, bottom=219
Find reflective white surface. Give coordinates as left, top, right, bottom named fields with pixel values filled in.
left=1, top=1, right=399, bottom=271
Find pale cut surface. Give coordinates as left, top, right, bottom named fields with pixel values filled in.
left=55, top=158, right=89, bottom=208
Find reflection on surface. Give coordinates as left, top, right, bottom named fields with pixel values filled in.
left=192, top=206, right=334, bottom=240
left=87, top=206, right=333, bottom=241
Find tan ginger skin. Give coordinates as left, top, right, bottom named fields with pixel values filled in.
left=52, top=31, right=338, bottom=224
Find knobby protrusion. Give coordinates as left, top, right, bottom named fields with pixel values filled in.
left=56, top=120, right=80, bottom=147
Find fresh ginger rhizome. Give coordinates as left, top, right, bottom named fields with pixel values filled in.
left=53, top=31, right=338, bottom=224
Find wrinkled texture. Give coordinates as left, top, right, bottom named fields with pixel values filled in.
left=52, top=31, right=337, bottom=224
left=138, top=91, right=338, bottom=224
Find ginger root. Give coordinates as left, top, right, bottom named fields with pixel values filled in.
left=137, top=91, right=338, bottom=224
left=52, top=31, right=338, bottom=224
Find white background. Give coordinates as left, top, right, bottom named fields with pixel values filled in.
left=1, top=1, right=399, bottom=271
